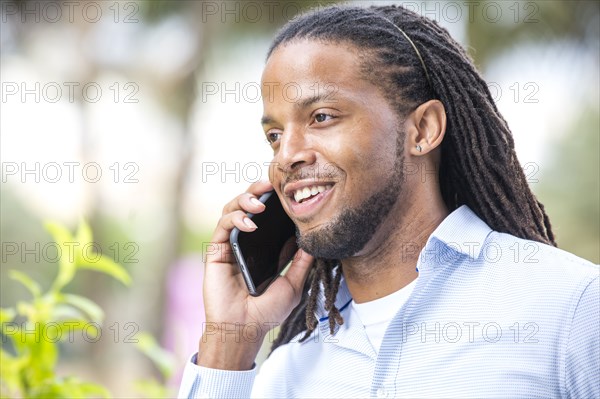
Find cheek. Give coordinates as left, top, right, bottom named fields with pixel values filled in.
left=322, top=134, right=397, bottom=205
left=268, top=161, right=277, bottom=183
left=268, top=160, right=286, bottom=194
left=337, top=120, right=399, bottom=174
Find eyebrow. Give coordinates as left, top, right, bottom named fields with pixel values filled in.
left=260, top=115, right=274, bottom=125
left=260, top=94, right=330, bottom=126
left=295, top=94, right=328, bottom=109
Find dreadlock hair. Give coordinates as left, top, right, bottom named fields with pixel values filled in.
left=267, top=4, right=556, bottom=354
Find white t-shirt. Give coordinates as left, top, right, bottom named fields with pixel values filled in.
left=350, top=279, right=417, bottom=354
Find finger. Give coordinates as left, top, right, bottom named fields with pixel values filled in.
left=211, top=210, right=257, bottom=245
left=222, top=181, right=273, bottom=215
left=281, top=249, right=314, bottom=299
left=221, top=192, right=264, bottom=216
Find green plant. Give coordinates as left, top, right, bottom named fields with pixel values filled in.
left=0, top=220, right=130, bottom=398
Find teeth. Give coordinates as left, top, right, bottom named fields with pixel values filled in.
left=293, top=184, right=332, bottom=203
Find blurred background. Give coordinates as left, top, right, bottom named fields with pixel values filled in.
left=1, top=0, right=598, bottom=397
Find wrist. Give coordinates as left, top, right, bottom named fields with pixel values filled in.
left=197, top=323, right=264, bottom=370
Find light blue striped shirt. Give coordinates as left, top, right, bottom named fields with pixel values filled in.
left=179, top=205, right=600, bottom=398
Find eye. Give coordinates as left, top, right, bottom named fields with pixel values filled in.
left=265, top=131, right=282, bottom=145
left=314, top=113, right=333, bottom=123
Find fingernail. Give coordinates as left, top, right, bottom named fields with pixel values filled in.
left=250, top=197, right=264, bottom=207
left=244, top=217, right=257, bottom=229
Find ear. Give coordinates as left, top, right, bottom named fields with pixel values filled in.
left=405, top=100, right=447, bottom=156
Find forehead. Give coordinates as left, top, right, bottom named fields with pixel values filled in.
left=261, top=39, right=367, bottom=97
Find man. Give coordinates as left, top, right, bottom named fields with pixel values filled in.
left=179, top=4, right=599, bottom=398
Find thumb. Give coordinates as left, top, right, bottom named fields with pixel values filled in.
left=283, top=249, right=314, bottom=297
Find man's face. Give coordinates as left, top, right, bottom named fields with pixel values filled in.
left=260, top=40, right=406, bottom=259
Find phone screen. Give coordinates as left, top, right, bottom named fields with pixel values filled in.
left=230, top=191, right=297, bottom=296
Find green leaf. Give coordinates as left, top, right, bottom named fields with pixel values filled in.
left=44, top=221, right=75, bottom=247
left=59, top=294, right=104, bottom=323
left=134, top=332, right=175, bottom=379
left=51, top=256, right=77, bottom=293
left=18, top=323, right=58, bottom=373
left=75, top=219, right=93, bottom=246
left=9, top=270, right=42, bottom=299
left=45, top=221, right=78, bottom=292
left=0, top=347, right=28, bottom=396
left=76, top=255, right=131, bottom=286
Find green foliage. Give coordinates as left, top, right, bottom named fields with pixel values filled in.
left=1, top=220, right=128, bottom=398
left=0, top=220, right=173, bottom=398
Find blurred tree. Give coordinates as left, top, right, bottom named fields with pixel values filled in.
left=465, top=0, right=599, bottom=66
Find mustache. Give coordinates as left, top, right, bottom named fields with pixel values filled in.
left=282, top=163, right=341, bottom=184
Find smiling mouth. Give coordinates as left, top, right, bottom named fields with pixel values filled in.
left=293, top=184, right=333, bottom=203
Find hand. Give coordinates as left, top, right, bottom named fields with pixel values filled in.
left=197, top=180, right=314, bottom=370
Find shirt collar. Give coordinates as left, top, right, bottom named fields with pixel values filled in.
left=424, top=204, right=492, bottom=260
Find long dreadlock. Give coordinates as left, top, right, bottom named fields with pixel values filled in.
left=268, top=4, right=556, bottom=354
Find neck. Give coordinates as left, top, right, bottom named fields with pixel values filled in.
left=341, top=191, right=448, bottom=304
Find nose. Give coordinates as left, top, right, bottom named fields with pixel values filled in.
left=276, top=125, right=317, bottom=173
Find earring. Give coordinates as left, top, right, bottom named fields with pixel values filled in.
left=416, top=144, right=422, bottom=152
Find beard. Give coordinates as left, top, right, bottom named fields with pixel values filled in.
left=297, top=135, right=404, bottom=260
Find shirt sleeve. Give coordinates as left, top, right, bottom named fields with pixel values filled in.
left=565, top=275, right=600, bottom=398
left=177, top=353, right=257, bottom=399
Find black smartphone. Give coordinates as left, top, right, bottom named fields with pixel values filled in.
left=230, top=191, right=297, bottom=296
